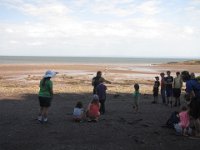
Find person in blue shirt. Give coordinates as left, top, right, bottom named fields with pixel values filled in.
left=181, top=71, right=200, bottom=137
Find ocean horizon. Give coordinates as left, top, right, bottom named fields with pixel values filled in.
left=0, top=56, right=197, bottom=64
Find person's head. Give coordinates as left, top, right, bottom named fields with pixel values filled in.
left=96, top=71, right=102, bottom=77
left=134, top=83, right=139, bottom=91
left=176, top=72, right=180, bottom=77
left=181, top=71, right=191, bottom=82
left=75, top=101, right=83, bottom=108
left=190, top=72, right=195, bottom=79
left=43, top=70, right=57, bottom=79
left=91, top=94, right=99, bottom=104
left=160, top=72, right=165, bottom=78
left=180, top=105, right=187, bottom=111
left=155, top=76, right=159, bottom=81
left=166, top=71, right=171, bottom=76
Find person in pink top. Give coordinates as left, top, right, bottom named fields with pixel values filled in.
left=177, top=106, right=191, bottom=136
left=86, top=95, right=101, bottom=122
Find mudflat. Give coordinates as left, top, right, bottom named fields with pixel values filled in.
left=0, top=63, right=200, bottom=150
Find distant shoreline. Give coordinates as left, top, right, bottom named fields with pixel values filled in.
left=0, top=56, right=196, bottom=65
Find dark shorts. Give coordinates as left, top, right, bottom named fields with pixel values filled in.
left=173, top=88, right=181, bottom=98
left=153, top=91, right=159, bottom=97
left=166, top=88, right=173, bottom=97
left=39, top=96, right=52, bottom=107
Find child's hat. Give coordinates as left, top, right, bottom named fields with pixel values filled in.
left=93, top=94, right=99, bottom=100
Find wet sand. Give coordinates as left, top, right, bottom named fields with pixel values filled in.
left=0, top=63, right=200, bottom=150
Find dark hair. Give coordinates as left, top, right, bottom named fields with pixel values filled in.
left=75, top=101, right=83, bottom=108
left=181, top=105, right=187, bottom=111
left=167, top=71, right=171, bottom=74
left=97, top=71, right=102, bottom=75
left=134, top=83, right=139, bottom=91
left=176, top=72, right=180, bottom=75
left=160, top=72, right=165, bottom=76
left=42, top=77, right=50, bottom=87
left=181, top=71, right=191, bottom=82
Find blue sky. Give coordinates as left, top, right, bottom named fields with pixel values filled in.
left=0, top=0, right=200, bottom=58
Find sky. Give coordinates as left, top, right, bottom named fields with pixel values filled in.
left=0, top=0, right=200, bottom=58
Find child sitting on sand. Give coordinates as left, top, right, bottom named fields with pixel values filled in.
left=86, top=95, right=101, bottom=122
left=133, top=83, right=140, bottom=112
left=174, top=106, right=192, bottom=136
left=73, top=101, right=84, bottom=122
left=152, top=76, right=160, bottom=104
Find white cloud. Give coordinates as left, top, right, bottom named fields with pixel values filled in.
left=137, top=0, right=160, bottom=15
left=0, top=0, right=200, bottom=57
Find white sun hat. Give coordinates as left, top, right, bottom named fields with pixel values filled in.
left=44, top=70, right=57, bottom=78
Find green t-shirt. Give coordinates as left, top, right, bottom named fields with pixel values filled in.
left=38, top=79, right=53, bottom=97
left=133, top=91, right=140, bottom=98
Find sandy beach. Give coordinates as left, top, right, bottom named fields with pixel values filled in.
left=0, top=62, right=200, bottom=150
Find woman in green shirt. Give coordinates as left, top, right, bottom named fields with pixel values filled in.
left=38, top=70, right=57, bottom=123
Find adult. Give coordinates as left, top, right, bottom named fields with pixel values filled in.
left=97, top=78, right=107, bottom=114
left=165, top=71, right=173, bottom=107
left=92, top=71, right=111, bottom=94
left=181, top=71, right=200, bottom=136
left=38, top=70, right=57, bottom=123
left=160, top=72, right=166, bottom=104
left=173, top=72, right=183, bottom=106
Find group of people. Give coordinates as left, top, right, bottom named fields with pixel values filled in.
left=37, top=69, right=200, bottom=137
left=152, top=71, right=183, bottom=107
left=163, top=71, right=200, bottom=136
left=37, top=70, right=111, bottom=123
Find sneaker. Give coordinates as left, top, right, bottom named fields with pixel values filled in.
left=37, top=116, right=42, bottom=122
left=43, top=118, right=48, bottom=123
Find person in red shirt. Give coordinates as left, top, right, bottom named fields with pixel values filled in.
left=160, top=72, right=166, bottom=104
left=86, top=95, right=101, bottom=122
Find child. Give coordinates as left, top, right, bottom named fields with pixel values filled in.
left=96, top=78, right=107, bottom=114
left=86, top=95, right=101, bottom=122
left=160, top=72, right=166, bottom=104
left=38, top=70, right=57, bottom=123
left=179, top=106, right=191, bottom=136
left=174, top=106, right=192, bottom=136
left=152, top=76, right=160, bottom=104
left=133, top=83, right=140, bottom=112
left=165, top=71, right=173, bottom=107
left=73, top=101, right=84, bottom=122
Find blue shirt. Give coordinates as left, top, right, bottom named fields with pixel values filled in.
left=186, top=79, right=200, bottom=98
left=97, top=83, right=107, bottom=100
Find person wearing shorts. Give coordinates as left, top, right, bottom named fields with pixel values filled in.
left=38, top=70, right=57, bottom=123
left=165, top=71, right=173, bottom=107
left=173, top=72, right=182, bottom=106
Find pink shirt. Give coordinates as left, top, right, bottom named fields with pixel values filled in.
left=179, top=111, right=190, bottom=128
left=87, top=103, right=100, bottom=117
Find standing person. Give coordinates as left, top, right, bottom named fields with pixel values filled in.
left=38, top=70, right=57, bottom=123
left=165, top=71, right=174, bottom=107
left=173, top=72, right=183, bottom=107
left=181, top=71, right=200, bottom=136
left=92, top=71, right=111, bottom=94
left=96, top=79, right=107, bottom=114
left=160, top=72, right=166, bottom=104
left=152, top=76, right=160, bottom=104
left=133, top=83, right=140, bottom=112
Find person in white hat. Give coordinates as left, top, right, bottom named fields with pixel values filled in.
left=37, top=70, right=58, bottom=123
